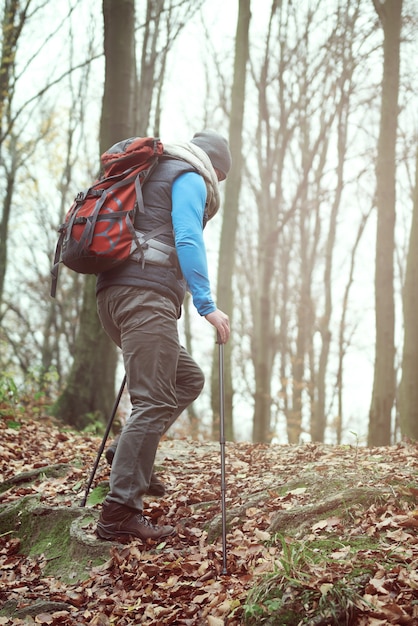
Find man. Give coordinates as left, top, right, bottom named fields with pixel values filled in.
left=95, top=130, right=232, bottom=542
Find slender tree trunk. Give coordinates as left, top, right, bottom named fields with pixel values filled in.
left=0, top=0, right=31, bottom=306
left=368, top=0, right=402, bottom=446
left=336, top=211, right=371, bottom=444
left=0, top=160, right=15, bottom=305
left=311, top=87, right=349, bottom=442
left=210, top=0, right=251, bottom=441
left=288, top=279, right=312, bottom=444
left=398, top=148, right=418, bottom=440
left=252, top=247, right=276, bottom=443
left=136, top=1, right=161, bottom=134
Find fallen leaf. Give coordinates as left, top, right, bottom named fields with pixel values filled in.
left=254, top=528, right=271, bottom=541
left=207, top=617, right=224, bottom=626
left=35, top=615, right=53, bottom=624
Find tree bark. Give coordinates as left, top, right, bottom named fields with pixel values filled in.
left=210, top=0, right=251, bottom=441
left=310, top=11, right=356, bottom=441
left=0, top=0, right=32, bottom=306
left=398, top=148, right=418, bottom=440
left=53, top=0, right=136, bottom=428
left=368, top=0, right=402, bottom=446
left=100, top=0, right=136, bottom=146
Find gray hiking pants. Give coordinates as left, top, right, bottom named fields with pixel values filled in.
left=97, top=285, right=204, bottom=511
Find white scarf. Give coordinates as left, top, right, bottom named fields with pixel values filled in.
left=163, top=142, right=220, bottom=220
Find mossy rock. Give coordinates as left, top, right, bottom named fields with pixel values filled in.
left=0, top=495, right=112, bottom=583
left=205, top=477, right=390, bottom=542
left=0, top=463, right=70, bottom=495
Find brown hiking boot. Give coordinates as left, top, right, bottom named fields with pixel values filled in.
left=146, top=473, right=166, bottom=497
left=105, top=440, right=166, bottom=497
left=96, top=501, right=174, bottom=542
left=104, top=439, right=119, bottom=465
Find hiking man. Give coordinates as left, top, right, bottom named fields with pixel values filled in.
left=95, top=129, right=232, bottom=542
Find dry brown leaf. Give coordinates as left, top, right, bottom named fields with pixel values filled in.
left=207, top=616, right=224, bottom=626
left=34, top=615, right=53, bottom=624
left=254, top=528, right=271, bottom=541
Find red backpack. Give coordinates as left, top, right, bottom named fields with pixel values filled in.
left=51, top=137, right=165, bottom=297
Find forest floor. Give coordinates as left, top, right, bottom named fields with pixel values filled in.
left=0, top=402, right=418, bottom=625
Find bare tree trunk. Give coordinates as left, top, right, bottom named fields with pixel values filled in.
left=368, top=0, right=402, bottom=446
left=210, top=0, right=251, bottom=441
left=100, top=0, right=135, bottom=144
left=0, top=0, right=32, bottom=305
left=398, top=148, right=418, bottom=440
left=136, top=1, right=162, bottom=134
left=54, top=0, right=136, bottom=428
left=248, top=1, right=289, bottom=444
left=335, top=211, right=371, bottom=444
left=0, top=153, right=16, bottom=306
left=311, top=29, right=354, bottom=440
left=288, top=275, right=313, bottom=444
left=251, top=220, right=278, bottom=443
left=54, top=275, right=117, bottom=430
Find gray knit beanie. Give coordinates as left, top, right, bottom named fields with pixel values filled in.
left=190, top=129, right=232, bottom=180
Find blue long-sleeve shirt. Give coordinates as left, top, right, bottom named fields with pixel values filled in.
left=171, top=172, right=216, bottom=316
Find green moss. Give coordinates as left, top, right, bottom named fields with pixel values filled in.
left=0, top=464, right=70, bottom=495
left=87, top=482, right=110, bottom=506
left=243, top=562, right=363, bottom=625
left=0, top=496, right=111, bottom=583
left=243, top=527, right=413, bottom=626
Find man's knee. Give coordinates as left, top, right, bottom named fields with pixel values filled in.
left=191, top=365, right=205, bottom=397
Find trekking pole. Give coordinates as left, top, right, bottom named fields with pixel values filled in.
left=217, top=332, right=228, bottom=575
left=80, top=374, right=127, bottom=507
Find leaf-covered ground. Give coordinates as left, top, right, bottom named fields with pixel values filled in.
left=1, top=408, right=418, bottom=625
